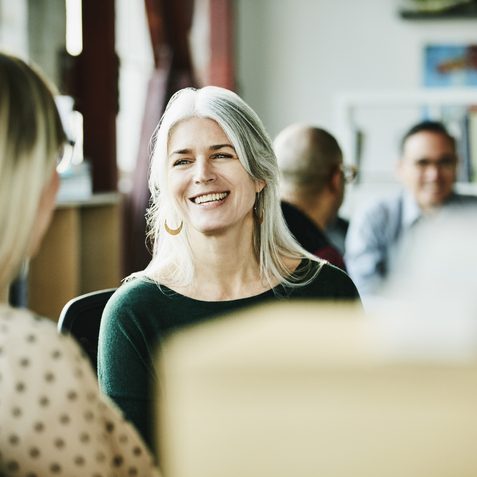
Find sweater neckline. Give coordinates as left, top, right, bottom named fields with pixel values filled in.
left=144, top=259, right=311, bottom=305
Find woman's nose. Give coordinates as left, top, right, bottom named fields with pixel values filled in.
left=193, top=159, right=216, bottom=184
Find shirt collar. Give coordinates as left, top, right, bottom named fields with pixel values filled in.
left=401, top=190, right=422, bottom=229
left=401, top=189, right=461, bottom=229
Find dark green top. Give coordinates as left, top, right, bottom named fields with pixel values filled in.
left=97, top=259, right=360, bottom=448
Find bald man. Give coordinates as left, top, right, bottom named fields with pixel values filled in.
left=274, top=124, right=355, bottom=270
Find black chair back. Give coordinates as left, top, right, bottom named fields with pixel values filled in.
left=58, top=288, right=116, bottom=372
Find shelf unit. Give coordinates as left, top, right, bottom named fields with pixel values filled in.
left=334, top=88, right=477, bottom=216
left=28, top=193, right=122, bottom=320
left=336, top=87, right=477, bottom=164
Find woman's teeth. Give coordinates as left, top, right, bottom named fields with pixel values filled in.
left=194, top=192, right=228, bottom=204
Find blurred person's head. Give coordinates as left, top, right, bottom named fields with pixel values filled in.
left=274, top=124, right=354, bottom=228
left=0, top=52, right=66, bottom=295
left=379, top=206, right=477, bottom=356
left=396, top=120, right=457, bottom=212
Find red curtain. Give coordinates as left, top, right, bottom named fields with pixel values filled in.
left=208, top=0, right=235, bottom=90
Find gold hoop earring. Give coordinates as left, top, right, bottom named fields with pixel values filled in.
left=164, top=220, right=183, bottom=236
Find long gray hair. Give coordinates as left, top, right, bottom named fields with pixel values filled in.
left=138, top=86, right=321, bottom=288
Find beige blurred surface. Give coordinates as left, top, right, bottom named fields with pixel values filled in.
left=156, top=301, right=477, bottom=477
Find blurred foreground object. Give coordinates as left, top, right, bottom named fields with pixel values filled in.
left=382, top=206, right=477, bottom=330
left=157, top=301, right=477, bottom=477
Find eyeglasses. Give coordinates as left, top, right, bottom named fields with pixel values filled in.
left=340, top=164, right=358, bottom=184
left=414, top=157, right=456, bottom=171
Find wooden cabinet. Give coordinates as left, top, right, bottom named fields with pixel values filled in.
left=28, top=193, right=122, bottom=320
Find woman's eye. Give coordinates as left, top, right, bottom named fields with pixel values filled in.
left=212, top=153, right=233, bottom=159
left=172, top=158, right=191, bottom=167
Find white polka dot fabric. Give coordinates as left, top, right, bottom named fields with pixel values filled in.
left=0, top=305, right=160, bottom=477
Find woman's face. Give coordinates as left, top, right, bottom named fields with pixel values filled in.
left=167, top=117, right=264, bottom=236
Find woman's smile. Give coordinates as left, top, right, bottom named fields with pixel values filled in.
left=190, top=191, right=230, bottom=205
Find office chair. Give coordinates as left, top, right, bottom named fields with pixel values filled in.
left=57, top=288, right=116, bottom=372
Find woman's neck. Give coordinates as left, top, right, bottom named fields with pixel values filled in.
left=176, top=228, right=267, bottom=301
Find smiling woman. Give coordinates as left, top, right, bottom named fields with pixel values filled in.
left=167, top=117, right=264, bottom=240
left=97, top=86, right=362, bottom=450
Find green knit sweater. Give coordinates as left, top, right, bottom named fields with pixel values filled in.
left=98, top=259, right=360, bottom=448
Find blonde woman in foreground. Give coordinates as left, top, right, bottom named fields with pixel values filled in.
left=0, top=52, right=159, bottom=477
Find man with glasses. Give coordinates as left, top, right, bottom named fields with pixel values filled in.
left=274, top=124, right=356, bottom=271
left=345, top=120, right=477, bottom=300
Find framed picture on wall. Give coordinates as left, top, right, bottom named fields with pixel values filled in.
left=424, top=44, right=477, bottom=87
left=423, top=44, right=477, bottom=183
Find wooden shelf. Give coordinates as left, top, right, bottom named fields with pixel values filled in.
left=28, top=193, right=122, bottom=320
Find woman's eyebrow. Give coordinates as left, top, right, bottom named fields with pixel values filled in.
left=169, top=148, right=191, bottom=156
left=210, top=143, right=235, bottom=151
left=169, top=144, right=236, bottom=156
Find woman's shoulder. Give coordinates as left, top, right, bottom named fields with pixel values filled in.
left=0, top=305, right=80, bottom=358
left=0, top=306, right=160, bottom=476
left=0, top=305, right=94, bottom=378
left=102, top=276, right=180, bottom=326
left=0, top=304, right=55, bottom=337
left=116, top=275, right=159, bottom=293
left=0, top=306, right=99, bottom=423
left=106, top=277, right=163, bottom=308
left=293, top=259, right=361, bottom=301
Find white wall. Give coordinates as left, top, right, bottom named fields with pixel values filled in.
left=28, top=0, right=66, bottom=86
left=236, top=0, right=477, bottom=215
left=0, top=0, right=28, bottom=57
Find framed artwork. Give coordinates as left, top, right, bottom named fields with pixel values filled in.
left=424, top=44, right=477, bottom=87
left=422, top=44, right=477, bottom=183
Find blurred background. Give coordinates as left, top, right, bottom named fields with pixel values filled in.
left=1, top=0, right=477, bottom=317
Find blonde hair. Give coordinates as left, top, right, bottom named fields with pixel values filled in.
left=0, top=53, right=65, bottom=289
left=135, top=86, right=321, bottom=289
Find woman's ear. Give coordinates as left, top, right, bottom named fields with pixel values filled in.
left=255, top=180, right=266, bottom=193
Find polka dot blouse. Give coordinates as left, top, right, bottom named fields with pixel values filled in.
left=0, top=304, right=160, bottom=477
